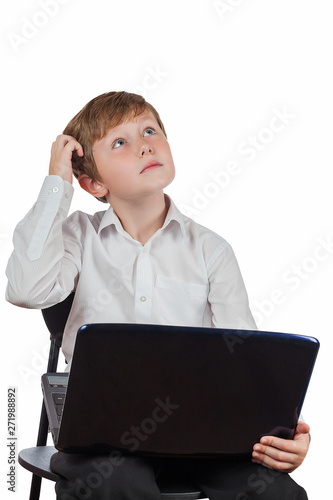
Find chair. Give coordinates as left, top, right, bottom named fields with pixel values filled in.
left=18, top=293, right=206, bottom=500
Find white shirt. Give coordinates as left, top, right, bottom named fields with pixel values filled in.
left=6, top=175, right=256, bottom=363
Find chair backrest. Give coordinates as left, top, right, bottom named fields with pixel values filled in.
left=42, top=292, right=75, bottom=343
left=41, top=292, right=75, bottom=373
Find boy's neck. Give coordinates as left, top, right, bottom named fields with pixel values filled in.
left=109, top=192, right=169, bottom=246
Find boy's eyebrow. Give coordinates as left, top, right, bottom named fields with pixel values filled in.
left=132, top=112, right=157, bottom=125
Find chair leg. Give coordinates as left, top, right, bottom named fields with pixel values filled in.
left=36, top=404, right=49, bottom=447
left=29, top=474, right=42, bottom=500
left=29, top=402, right=51, bottom=499
left=25, top=322, right=62, bottom=499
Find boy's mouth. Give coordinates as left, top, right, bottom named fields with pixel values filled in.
left=140, top=160, right=162, bottom=174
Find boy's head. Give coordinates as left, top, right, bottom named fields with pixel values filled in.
left=63, top=91, right=167, bottom=203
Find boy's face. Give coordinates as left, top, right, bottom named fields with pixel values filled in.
left=90, top=111, right=175, bottom=204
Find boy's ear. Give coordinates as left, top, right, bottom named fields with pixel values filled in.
left=78, top=174, right=109, bottom=198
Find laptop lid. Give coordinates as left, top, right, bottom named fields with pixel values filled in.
left=46, top=324, right=319, bottom=457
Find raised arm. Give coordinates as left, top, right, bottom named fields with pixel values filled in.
left=5, top=135, right=84, bottom=309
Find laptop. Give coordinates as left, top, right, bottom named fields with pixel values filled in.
left=42, top=324, right=319, bottom=457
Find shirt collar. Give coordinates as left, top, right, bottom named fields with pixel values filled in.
left=162, top=195, right=186, bottom=238
left=97, top=195, right=186, bottom=239
left=98, top=205, right=123, bottom=235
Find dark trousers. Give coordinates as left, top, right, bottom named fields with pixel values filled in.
left=51, top=450, right=308, bottom=500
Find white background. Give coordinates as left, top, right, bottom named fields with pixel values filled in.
left=1, top=1, right=332, bottom=498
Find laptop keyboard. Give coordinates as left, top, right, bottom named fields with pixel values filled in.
left=52, top=392, right=66, bottom=424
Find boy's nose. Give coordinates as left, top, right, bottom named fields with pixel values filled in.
left=141, top=143, right=153, bottom=155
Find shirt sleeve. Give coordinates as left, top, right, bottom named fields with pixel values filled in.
left=5, top=175, right=81, bottom=309
left=207, top=242, right=257, bottom=330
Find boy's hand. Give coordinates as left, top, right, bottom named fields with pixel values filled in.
left=251, top=422, right=310, bottom=473
left=49, top=134, right=84, bottom=184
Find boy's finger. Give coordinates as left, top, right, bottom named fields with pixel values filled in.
left=259, top=435, right=299, bottom=452
left=63, top=138, right=83, bottom=154
left=295, top=422, right=310, bottom=435
left=253, top=442, right=297, bottom=464
left=53, top=135, right=84, bottom=156
left=251, top=453, right=294, bottom=472
left=74, top=143, right=84, bottom=156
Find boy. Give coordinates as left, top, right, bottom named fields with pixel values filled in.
left=6, top=91, right=310, bottom=499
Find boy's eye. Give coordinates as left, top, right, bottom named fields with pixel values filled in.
left=112, top=138, right=126, bottom=149
left=143, top=127, right=155, bottom=136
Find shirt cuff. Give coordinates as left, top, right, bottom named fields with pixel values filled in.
left=37, top=175, right=74, bottom=213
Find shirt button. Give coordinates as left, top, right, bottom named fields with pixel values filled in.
left=52, top=187, right=59, bottom=193
left=140, top=296, right=147, bottom=302
left=64, top=192, right=69, bottom=199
